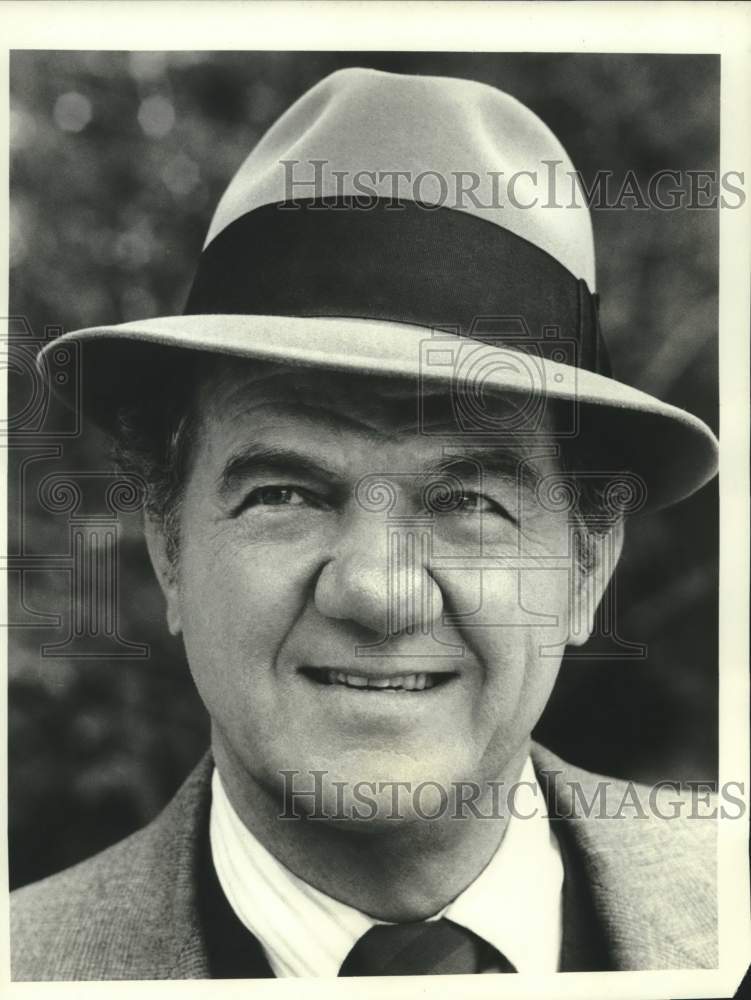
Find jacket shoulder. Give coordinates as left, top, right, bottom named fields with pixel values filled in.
left=531, top=742, right=717, bottom=969
left=11, top=753, right=213, bottom=981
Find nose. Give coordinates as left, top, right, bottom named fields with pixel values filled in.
left=314, top=511, right=444, bottom=637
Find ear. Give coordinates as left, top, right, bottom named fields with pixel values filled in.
left=143, top=513, right=182, bottom=636
left=567, top=520, right=624, bottom=647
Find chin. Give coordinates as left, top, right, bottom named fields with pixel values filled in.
left=275, top=747, right=475, bottom=827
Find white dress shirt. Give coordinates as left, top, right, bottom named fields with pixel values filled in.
left=209, top=758, right=563, bottom=977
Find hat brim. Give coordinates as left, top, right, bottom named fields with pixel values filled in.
left=40, top=313, right=718, bottom=513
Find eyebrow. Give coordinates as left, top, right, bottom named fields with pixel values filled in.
left=216, top=445, right=345, bottom=500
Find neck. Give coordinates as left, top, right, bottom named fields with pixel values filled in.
left=212, top=733, right=529, bottom=921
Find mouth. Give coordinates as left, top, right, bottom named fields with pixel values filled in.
left=299, top=666, right=458, bottom=693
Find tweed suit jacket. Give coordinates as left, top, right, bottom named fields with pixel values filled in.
left=10, top=743, right=717, bottom=980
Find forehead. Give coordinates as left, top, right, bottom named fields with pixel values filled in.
left=198, top=358, right=424, bottom=437
left=195, top=356, right=555, bottom=450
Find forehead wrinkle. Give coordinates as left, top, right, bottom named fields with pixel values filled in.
left=211, top=397, right=418, bottom=444
left=199, top=374, right=424, bottom=444
left=196, top=359, right=431, bottom=435
left=442, top=443, right=557, bottom=476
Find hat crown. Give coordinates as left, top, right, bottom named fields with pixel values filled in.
left=206, top=67, right=596, bottom=289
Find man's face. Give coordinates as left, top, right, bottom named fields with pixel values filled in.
left=152, top=359, right=587, bottom=822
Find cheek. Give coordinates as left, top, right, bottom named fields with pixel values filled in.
left=441, top=567, right=569, bottom=749
left=437, top=564, right=572, bottom=638
left=175, top=537, right=315, bottom=710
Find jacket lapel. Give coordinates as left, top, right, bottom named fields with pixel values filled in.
left=531, top=742, right=717, bottom=970
left=153, top=750, right=274, bottom=978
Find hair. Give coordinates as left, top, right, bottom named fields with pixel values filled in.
left=113, top=360, right=623, bottom=576
left=113, top=353, right=202, bottom=569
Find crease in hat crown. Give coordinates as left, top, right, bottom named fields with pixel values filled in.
left=205, top=67, right=596, bottom=290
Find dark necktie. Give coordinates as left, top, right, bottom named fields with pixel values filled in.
left=338, top=918, right=516, bottom=976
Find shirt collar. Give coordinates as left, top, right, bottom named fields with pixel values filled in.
left=209, top=757, right=563, bottom=977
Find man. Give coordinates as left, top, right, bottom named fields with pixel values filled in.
left=11, top=66, right=718, bottom=979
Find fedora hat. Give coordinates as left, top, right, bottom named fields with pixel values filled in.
left=39, top=66, right=718, bottom=511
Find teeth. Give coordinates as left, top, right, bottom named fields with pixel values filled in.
left=345, top=674, right=368, bottom=688
left=321, top=671, right=439, bottom=691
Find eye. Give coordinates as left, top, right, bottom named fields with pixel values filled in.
left=451, top=491, right=492, bottom=513
left=239, top=485, right=314, bottom=511
left=445, top=490, right=516, bottom=522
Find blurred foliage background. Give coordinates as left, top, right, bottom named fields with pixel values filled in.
left=9, top=52, right=719, bottom=889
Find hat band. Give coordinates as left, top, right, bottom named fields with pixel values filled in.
left=184, top=198, right=611, bottom=376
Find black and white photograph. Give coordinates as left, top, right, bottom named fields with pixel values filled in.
left=4, top=3, right=750, bottom=997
